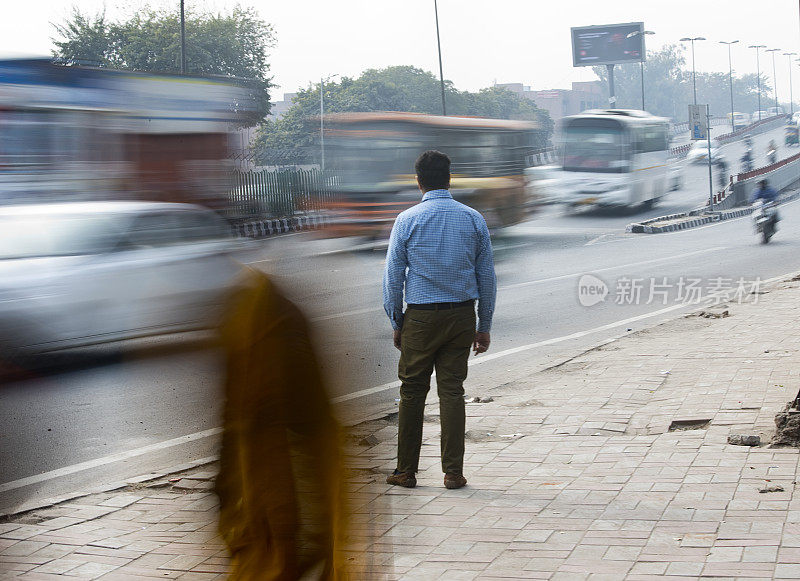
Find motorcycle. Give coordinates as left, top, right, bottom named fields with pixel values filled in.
left=741, top=150, right=754, bottom=173
left=768, top=148, right=778, bottom=165
left=753, top=200, right=779, bottom=244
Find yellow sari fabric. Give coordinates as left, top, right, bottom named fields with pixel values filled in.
left=216, top=269, right=354, bottom=580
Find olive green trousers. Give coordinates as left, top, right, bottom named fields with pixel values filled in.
left=396, top=305, right=476, bottom=475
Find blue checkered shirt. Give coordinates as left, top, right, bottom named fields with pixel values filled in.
left=382, top=189, right=497, bottom=333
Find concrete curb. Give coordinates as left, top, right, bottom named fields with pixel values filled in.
left=0, top=456, right=218, bottom=520
left=235, top=213, right=329, bottom=238
left=628, top=190, right=800, bottom=234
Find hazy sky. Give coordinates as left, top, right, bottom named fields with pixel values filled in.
left=5, top=0, right=800, bottom=102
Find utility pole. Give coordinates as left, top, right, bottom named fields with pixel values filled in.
left=749, top=45, right=766, bottom=120
left=627, top=30, right=655, bottom=111
left=320, top=77, right=325, bottom=172
left=766, top=48, right=781, bottom=112
left=681, top=37, right=706, bottom=106
left=180, top=0, right=186, bottom=74
left=720, top=41, right=739, bottom=130
left=607, top=64, right=616, bottom=109
left=434, top=0, right=446, bottom=115
left=319, top=74, right=338, bottom=172
left=786, top=52, right=797, bottom=115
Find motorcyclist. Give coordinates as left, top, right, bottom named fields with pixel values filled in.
left=716, top=156, right=729, bottom=189
left=740, top=148, right=754, bottom=172
left=768, top=139, right=778, bottom=164
left=752, top=178, right=779, bottom=203
left=751, top=178, right=781, bottom=240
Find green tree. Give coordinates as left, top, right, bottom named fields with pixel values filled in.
left=592, top=44, right=769, bottom=121
left=51, top=6, right=274, bottom=124
left=254, top=65, right=552, bottom=163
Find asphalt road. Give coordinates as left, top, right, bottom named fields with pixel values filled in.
left=1, top=123, right=797, bottom=514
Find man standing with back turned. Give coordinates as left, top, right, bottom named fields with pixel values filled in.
left=383, top=150, right=497, bottom=490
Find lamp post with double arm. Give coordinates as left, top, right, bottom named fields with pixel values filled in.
left=680, top=36, right=706, bottom=106
left=785, top=52, right=797, bottom=115
left=720, top=40, right=739, bottom=130
left=766, top=48, right=781, bottom=113
left=627, top=30, right=655, bottom=111
left=749, top=44, right=766, bottom=120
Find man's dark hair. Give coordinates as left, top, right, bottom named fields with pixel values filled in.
left=415, top=150, right=451, bottom=191
left=759, top=179, right=768, bottom=188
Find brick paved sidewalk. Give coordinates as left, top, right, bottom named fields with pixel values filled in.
left=4, top=277, right=800, bottom=579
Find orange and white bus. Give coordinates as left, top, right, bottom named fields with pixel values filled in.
left=321, top=111, right=548, bottom=237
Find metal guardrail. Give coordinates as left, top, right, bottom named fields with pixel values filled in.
left=669, top=114, right=789, bottom=159
left=671, top=116, right=728, bottom=136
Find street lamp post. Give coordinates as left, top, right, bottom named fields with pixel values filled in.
left=749, top=44, right=766, bottom=120
left=434, top=0, right=446, bottom=116
left=319, top=74, right=339, bottom=172
left=680, top=36, right=706, bottom=106
left=785, top=52, right=797, bottom=115
left=627, top=30, right=655, bottom=111
left=720, top=41, right=739, bottom=131
left=180, top=0, right=186, bottom=74
left=766, top=48, right=781, bottom=113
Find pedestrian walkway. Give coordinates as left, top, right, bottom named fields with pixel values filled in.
left=4, top=275, right=800, bottom=579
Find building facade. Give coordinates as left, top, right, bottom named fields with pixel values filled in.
left=496, top=81, right=604, bottom=122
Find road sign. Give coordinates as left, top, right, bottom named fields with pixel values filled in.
left=689, top=104, right=708, bottom=140
left=571, top=22, right=645, bottom=67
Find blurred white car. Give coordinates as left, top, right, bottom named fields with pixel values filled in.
left=0, top=201, right=246, bottom=357
left=730, top=112, right=749, bottom=130
left=752, top=111, right=770, bottom=122
left=524, top=165, right=562, bottom=205
left=686, top=140, right=722, bottom=164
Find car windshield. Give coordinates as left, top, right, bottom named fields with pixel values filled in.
left=0, top=213, right=119, bottom=259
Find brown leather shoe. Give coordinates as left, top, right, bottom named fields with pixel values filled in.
left=444, top=473, right=467, bottom=489
left=386, top=470, right=416, bottom=488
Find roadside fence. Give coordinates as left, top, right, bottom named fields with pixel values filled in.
left=227, top=168, right=338, bottom=222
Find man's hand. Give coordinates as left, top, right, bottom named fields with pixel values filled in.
left=393, top=329, right=402, bottom=350
left=473, top=332, right=490, bottom=355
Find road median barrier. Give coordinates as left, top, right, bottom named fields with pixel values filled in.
left=630, top=142, right=800, bottom=234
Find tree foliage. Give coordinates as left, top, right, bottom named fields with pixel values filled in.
left=592, top=44, right=773, bottom=121
left=254, top=66, right=553, bottom=162
left=51, top=6, right=274, bottom=124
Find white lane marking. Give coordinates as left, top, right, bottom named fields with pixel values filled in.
left=509, top=225, right=616, bottom=235
left=315, top=247, right=727, bottom=323
left=9, top=267, right=799, bottom=491
left=332, top=266, right=797, bottom=403
left=585, top=233, right=615, bottom=246
left=0, top=427, right=223, bottom=494
left=499, top=247, right=726, bottom=291
left=312, top=307, right=381, bottom=322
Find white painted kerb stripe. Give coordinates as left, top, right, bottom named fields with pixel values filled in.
left=0, top=427, right=223, bottom=494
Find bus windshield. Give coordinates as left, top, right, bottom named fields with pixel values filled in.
left=562, top=124, right=629, bottom=173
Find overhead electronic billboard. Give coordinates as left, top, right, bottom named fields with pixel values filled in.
left=571, top=22, right=645, bottom=67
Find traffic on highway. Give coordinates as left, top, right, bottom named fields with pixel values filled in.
left=5, top=5, right=800, bottom=576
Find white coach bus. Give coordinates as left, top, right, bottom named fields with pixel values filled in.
left=556, top=109, right=671, bottom=209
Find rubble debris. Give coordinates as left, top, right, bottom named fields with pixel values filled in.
left=465, top=396, right=494, bottom=403
left=697, top=310, right=730, bottom=319
left=358, top=435, right=380, bottom=447
left=727, top=434, right=761, bottom=447
left=668, top=419, right=711, bottom=432
left=772, top=401, right=800, bottom=446
left=759, top=484, right=785, bottom=493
